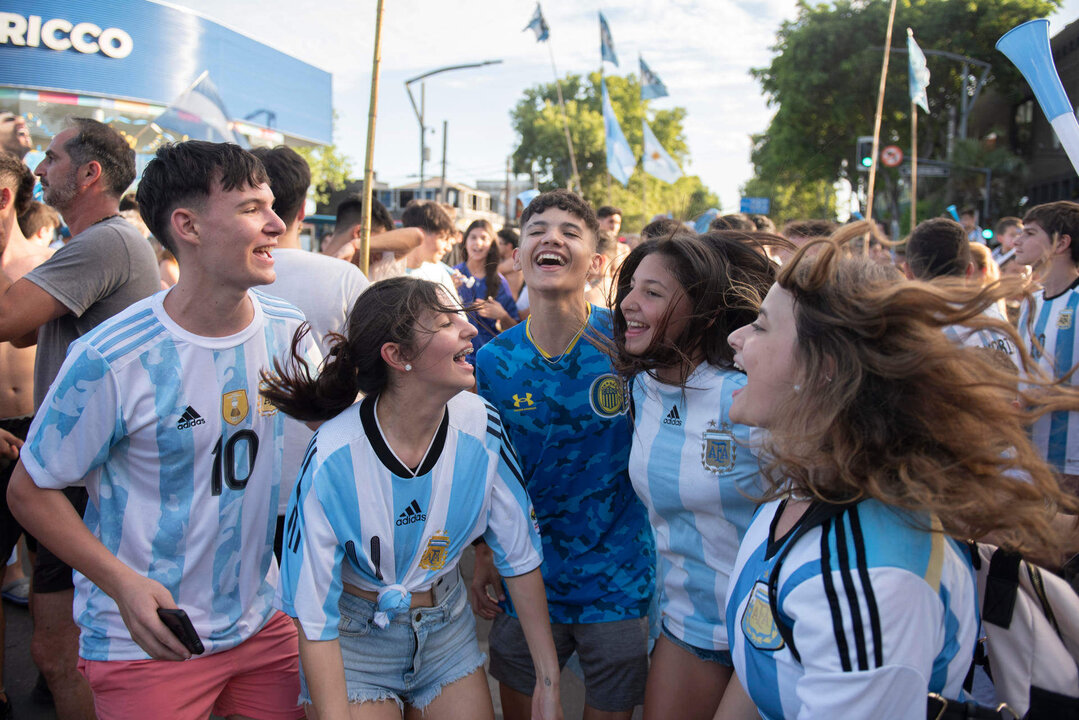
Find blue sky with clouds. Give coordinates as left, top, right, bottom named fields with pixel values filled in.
left=171, top=0, right=1078, bottom=215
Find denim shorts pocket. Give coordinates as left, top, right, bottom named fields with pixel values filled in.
left=338, top=610, right=373, bottom=638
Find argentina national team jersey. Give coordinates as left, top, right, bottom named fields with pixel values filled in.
left=475, top=306, right=655, bottom=623
left=943, top=303, right=1020, bottom=365
left=629, top=364, right=761, bottom=651
left=1019, top=281, right=1079, bottom=474
left=21, top=289, right=309, bottom=661
left=726, top=499, right=978, bottom=720
left=278, top=391, right=542, bottom=640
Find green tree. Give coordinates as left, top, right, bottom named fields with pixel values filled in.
left=748, top=0, right=1059, bottom=223
left=510, top=72, right=718, bottom=230
left=296, top=142, right=353, bottom=207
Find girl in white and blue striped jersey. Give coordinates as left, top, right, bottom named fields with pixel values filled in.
left=261, top=277, right=562, bottom=720
left=611, top=229, right=778, bottom=720
left=717, top=222, right=1079, bottom=720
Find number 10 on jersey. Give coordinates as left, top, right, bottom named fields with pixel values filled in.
left=211, top=430, right=260, bottom=496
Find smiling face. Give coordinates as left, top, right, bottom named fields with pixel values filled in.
left=727, top=283, right=801, bottom=428
left=183, top=180, right=284, bottom=290
left=619, top=253, right=690, bottom=358
left=465, top=226, right=493, bottom=263
left=515, top=206, right=601, bottom=294
left=406, top=303, right=479, bottom=393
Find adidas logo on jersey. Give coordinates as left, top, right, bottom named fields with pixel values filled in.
left=663, top=406, right=682, bottom=426
left=176, top=406, right=206, bottom=430
left=396, top=499, right=427, bottom=526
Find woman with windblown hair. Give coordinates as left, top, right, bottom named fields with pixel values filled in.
left=714, top=222, right=1079, bottom=720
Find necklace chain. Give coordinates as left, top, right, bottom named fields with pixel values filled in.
left=531, top=308, right=590, bottom=366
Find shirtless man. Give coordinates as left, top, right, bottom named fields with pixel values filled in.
left=0, top=150, right=51, bottom=716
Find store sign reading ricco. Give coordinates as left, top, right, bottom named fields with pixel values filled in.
left=0, top=12, right=133, bottom=59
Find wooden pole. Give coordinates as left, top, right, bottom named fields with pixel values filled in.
left=911, top=102, right=918, bottom=232
left=358, top=0, right=385, bottom=276
left=865, top=0, right=899, bottom=250
left=547, top=43, right=581, bottom=193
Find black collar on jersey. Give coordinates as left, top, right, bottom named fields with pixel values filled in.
left=360, top=394, right=449, bottom=478
left=1044, top=274, right=1079, bottom=302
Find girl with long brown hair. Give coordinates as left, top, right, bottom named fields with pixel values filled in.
left=717, top=222, right=1079, bottom=720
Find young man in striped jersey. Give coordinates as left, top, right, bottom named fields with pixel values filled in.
left=8, top=141, right=311, bottom=720
left=1015, top=200, right=1079, bottom=488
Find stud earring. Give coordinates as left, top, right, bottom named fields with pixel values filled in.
left=404, top=364, right=412, bottom=372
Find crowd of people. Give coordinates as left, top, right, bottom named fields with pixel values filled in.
left=0, top=110, right=1076, bottom=720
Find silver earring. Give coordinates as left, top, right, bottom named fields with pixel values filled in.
left=793, top=384, right=801, bottom=392
left=404, top=364, right=412, bottom=372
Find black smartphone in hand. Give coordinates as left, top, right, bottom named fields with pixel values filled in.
left=157, top=608, right=205, bottom=655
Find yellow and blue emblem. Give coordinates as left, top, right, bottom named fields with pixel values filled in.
left=701, top=420, right=735, bottom=474
left=589, top=374, right=626, bottom=418
left=257, top=380, right=278, bottom=417
left=741, top=581, right=784, bottom=651
left=418, top=532, right=451, bottom=570
left=512, top=393, right=535, bottom=411
left=1059, top=309, right=1073, bottom=330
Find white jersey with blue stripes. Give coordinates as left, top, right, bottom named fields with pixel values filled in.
left=21, top=289, right=309, bottom=661
left=278, top=391, right=543, bottom=641
left=628, top=364, right=761, bottom=651
left=726, top=498, right=978, bottom=720
left=943, top=302, right=1020, bottom=365
left=1019, top=282, right=1079, bottom=474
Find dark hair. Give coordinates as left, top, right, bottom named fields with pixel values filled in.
left=783, top=219, right=837, bottom=239
left=261, top=277, right=465, bottom=421
left=597, top=205, right=622, bottom=219
left=0, top=150, right=34, bottom=217
left=18, top=200, right=60, bottom=238
left=960, top=206, right=977, bottom=218
left=520, top=189, right=600, bottom=247
left=401, top=200, right=454, bottom=236
left=496, top=226, right=519, bottom=249
left=994, top=216, right=1022, bottom=236
left=118, top=192, right=139, bottom=213
left=596, top=230, right=618, bottom=258
left=613, top=230, right=776, bottom=382
left=250, top=146, right=310, bottom=226
left=63, top=118, right=135, bottom=198
left=335, top=193, right=393, bottom=234
left=464, top=219, right=500, bottom=292
left=136, top=141, right=268, bottom=254
left=709, top=213, right=754, bottom=232
left=641, top=217, right=683, bottom=241
left=906, top=218, right=971, bottom=279
left=1024, top=201, right=1079, bottom=264
left=750, top=214, right=776, bottom=233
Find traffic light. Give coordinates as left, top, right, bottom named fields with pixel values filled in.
left=856, top=136, right=874, bottom=171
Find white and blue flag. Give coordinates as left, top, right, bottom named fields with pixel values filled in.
left=602, top=80, right=636, bottom=186
left=643, top=118, right=682, bottom=184
left=640, top=56, right=669, bottom=100
left=524, top=4, right=549, bottom=42
left=600, top=12, right=618, bottom=66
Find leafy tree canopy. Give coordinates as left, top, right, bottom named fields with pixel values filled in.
left=511, top=72, right=718, bottom=230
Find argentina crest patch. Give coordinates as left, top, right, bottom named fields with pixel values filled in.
left=701, top=420, right=735, bottom=474
left=741, top=581, right=784, bottom=651
left=1059, top=309, right=1074, bottom=330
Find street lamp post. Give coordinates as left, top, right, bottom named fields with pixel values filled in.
left=405, top=60, right=502, bottom=202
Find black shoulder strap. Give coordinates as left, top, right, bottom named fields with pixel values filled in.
left=982, top=546, right=1021, bottom=629
left=767, top=500, right=858, bottom=663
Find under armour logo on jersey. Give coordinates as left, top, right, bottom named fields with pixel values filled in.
left=512, top=393, right=535, bottom=411
left=663, top=406, right=682, bottom=426
left=176, top=406, right=206, bottom=430
left=396, top=499, right=427, bottom=526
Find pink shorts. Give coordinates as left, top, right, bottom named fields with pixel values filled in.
left=79, top=610, right=304, bottom=720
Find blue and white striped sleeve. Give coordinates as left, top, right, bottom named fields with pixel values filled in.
left=278, top=441, right=347, bottom=641
left=22, top=343, right=123, bottom=490
left=482, top=412, right=542, bottom=578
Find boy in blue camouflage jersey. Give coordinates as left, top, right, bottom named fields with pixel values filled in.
left=471, top=189, right=655, bottom=719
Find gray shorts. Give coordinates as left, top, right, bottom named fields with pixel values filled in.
left=488, top=613, right=648, bottom=712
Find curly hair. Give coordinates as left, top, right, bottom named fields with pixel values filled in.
left=761, top=221, right=1079, bottom=559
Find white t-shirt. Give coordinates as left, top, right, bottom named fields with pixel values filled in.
left=22, top=289, right=310, bottom=660
left=406, top=261, right=460, bottom=304
left=264, top=248, right=364, bottom=512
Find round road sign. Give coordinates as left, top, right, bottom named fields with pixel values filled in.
left=881, top=145, right=903, bottom=167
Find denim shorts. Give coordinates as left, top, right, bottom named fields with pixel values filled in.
left=299, top=575, right=485, bottom=710
left=660, top=622, right=733, bottom=666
